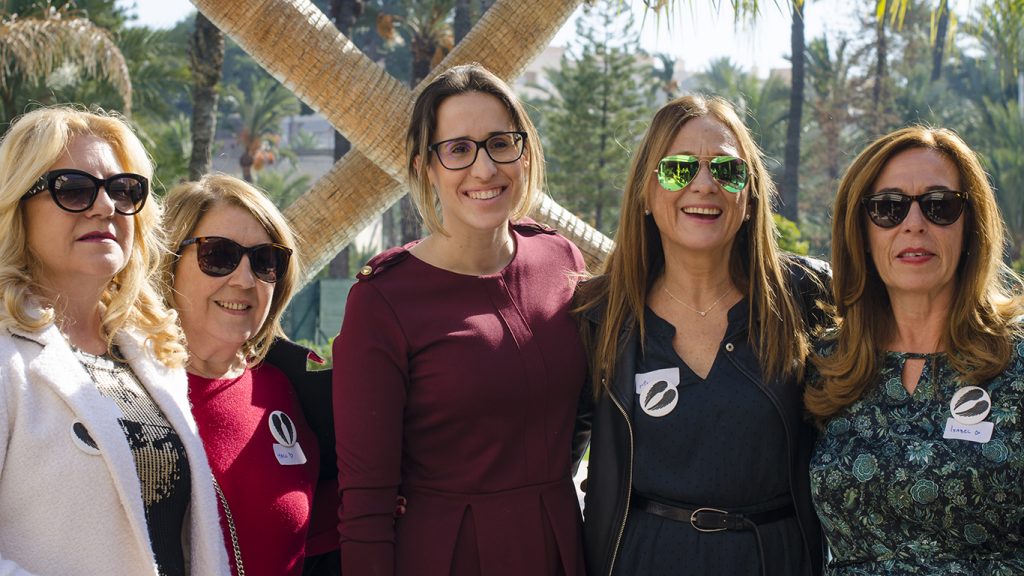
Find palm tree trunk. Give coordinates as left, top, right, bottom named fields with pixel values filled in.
left=328, top=0, right=363, bottom=278
left=930, top=0, right=949, bottom=82
left=454, top=0, right=473, bottom=43
left=872, top=17, right=888, bottom=135
left=0, top=84, right=15, bottom=128
left=781, top=0, right=804, bottom=222
left=240, top=150, right=254, bottom=182
left=188, top=13, right=225, bottom=181
left=193, top=0, right=610, bottom=286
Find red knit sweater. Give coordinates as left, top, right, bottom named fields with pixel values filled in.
left=189, top=363, right=320, bottom=576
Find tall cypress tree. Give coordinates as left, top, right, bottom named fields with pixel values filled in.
left=532, top=0, right=655, bottom=235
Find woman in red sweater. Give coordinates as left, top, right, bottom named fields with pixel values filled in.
left=333, top=63, right=589, bottom=576
left=161, top=175, right=337, bottom=575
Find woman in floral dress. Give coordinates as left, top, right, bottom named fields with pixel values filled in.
left=806, top=126, right=1024, bottom=575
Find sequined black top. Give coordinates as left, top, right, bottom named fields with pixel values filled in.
left=75, top=347, right=191, bottom=576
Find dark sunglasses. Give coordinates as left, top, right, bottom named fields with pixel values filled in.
left=656, top=155, right=749, bottom=194
left=861, top=190, right=968, bottom=228
left=23, top=168, right=149, bottom=215
left=428, top=131, right=527, bottom=170
left=179, top=236, right=292, bottom=283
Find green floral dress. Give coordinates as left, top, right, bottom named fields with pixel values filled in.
left=809, top=343, right=1024, bottom=575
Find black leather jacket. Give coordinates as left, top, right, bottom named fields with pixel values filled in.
left=575, top=256, right=831, bottom=576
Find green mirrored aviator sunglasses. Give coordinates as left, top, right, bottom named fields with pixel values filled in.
left=656, top=155, right=749, bottom=194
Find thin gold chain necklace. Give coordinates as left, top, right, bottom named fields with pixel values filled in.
left=663, top=283, right=733, bottom=318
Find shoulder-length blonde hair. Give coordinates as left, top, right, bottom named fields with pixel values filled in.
left=406, top=63, right=544, bottom=236
left=575, top=94, right=812, bottom=397
left=159, top=174, right=301, bottom=365
left=0, top=106, right=186, bottom=368
left=806, top=126, right=1023, bottom=420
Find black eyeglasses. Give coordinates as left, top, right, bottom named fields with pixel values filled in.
left=655, top=155, right=749, bottom=194
left=861, top=190, right=968, bottom=228
left=23, top=168, right=149, bottom=215
left=428, top=131, right=527, bottom=170
left=179, top=236, right=292, bottom=283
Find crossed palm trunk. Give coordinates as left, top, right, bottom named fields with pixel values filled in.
left=191, top=0, right=614, bottom=286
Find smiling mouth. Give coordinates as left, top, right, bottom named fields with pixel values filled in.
left=682, top=206, right=722, bottom=218
left=466, top=188, right=502, bottom=200
left=216, top=301, right=250, bottom=311
left=898, top=250, right=934, bottom=259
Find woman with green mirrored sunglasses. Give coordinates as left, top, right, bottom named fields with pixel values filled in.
left=656, top=154, right=749, bottom=194
left=575, top=94, right=832, bottom=576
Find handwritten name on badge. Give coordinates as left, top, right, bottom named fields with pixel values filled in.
left=274, top=442, right=307, bottom=465
left=942, top=418, right=993, bottom=444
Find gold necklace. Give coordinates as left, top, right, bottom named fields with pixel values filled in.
left=663, top=283, right=733, bottom=318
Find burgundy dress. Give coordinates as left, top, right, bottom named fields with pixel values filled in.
left=333, top=222, right=588, bottom=576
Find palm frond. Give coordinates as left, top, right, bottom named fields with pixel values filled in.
left=0, top=7, right=132, bottom=113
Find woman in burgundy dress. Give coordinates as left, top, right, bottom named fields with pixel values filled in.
left=333, top=63, right=589, bottom=576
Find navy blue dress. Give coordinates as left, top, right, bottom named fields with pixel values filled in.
left=613, top=304, right=808, bottom=575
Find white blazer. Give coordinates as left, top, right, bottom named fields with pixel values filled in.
left=0, top=323, right=230, bottom=575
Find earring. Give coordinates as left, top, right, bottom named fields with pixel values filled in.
left=743, top=213, right=751, bottom=221
left=644, top=209, right=651, bottom=216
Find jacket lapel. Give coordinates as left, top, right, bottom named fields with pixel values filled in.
left=14, top=324, right=155, bottom=560
left=610, top=327, right=639, bottom=414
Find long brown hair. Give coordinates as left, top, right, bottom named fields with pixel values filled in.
left=806, top=126, right=1024, bottom=420
left=575, top=94, right=812, bottom=398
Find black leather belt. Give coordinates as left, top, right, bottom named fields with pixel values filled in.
left=632, top=494, right=795, bottom=533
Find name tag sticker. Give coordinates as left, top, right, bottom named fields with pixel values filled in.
left=942, top=418, right=993, bottom=444
left=635, top=367, right=679, bottom=396
left=273, top=442, right=307, bottom=465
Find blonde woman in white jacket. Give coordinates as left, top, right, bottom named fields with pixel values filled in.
left=0, top=107, right=229, bottom=576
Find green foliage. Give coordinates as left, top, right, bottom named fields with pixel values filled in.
left=774, top=214, right=809, bottom=256
left=0, top=4, right=132, bottom=126
left=974, top=99, right=1024, bottom=259
left=255, top=167, right=313, bottom=209
left=694, top=57, right=790, bottom=168
left=139, top=112, right=191, bottom=194
left=223, top=74, right=301, bottom=179
left=529, top=0, right=655, bottom=235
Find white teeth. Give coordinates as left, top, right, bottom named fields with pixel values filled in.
left=217, top=301, right=248, bottom=311
left=682, top=206, right=722, bottom=216
left=901, top=252, right=929, bottom=258
left=467, top=188, right=501, bottom=200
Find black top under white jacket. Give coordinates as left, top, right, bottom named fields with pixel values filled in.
left=574, top=255, right=832, bottom=576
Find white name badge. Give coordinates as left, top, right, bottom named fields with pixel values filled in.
left=635, top=367, right=679, bottom=396
left=273, top=442, right=307, bottom=465
left=942, top=418, right=993, bottom=444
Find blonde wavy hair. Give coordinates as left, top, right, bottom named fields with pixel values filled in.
left=0, top=106, right=186, bottom=367
left=575, top=94, right=814, bottom=398
left=406, top=63, right=544, bottom=235
left=806, top=126, right=1024, bottom=420
left=159, top=174, right=301, bottom=365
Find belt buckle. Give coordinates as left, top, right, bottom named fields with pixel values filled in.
left=689, top=507, right=729, bottom=533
